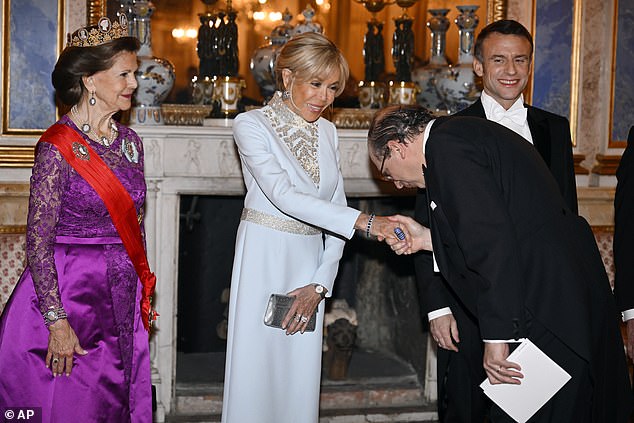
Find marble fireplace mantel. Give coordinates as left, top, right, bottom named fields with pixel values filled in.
left=141, top=122, right=393, bottom=196
left=137, top=123, right=396, bottom=420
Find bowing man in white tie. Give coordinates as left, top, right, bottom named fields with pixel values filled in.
left=412, top=19, right=578, bottom=422
left=371, top=106, right=632, bottom=423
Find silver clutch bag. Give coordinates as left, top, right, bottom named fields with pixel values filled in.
left=263, top=294, right=316, bottom=332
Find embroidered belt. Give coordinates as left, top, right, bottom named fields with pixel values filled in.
left=240, top=208, right=321, bottom=236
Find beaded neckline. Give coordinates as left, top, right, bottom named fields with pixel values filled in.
left=267, top=92, right=319, bottom=133
left=263, top=92, right=320, bottom=187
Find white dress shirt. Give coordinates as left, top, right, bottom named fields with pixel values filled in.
left=481, top=91, right=533, bottom=144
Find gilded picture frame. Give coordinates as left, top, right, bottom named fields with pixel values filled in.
left=608, top=0, right=633, bottom=148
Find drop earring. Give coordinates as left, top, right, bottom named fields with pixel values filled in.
left=89, top=91, right=96, bottom=106
left=282, top=90, right=290, bottom=100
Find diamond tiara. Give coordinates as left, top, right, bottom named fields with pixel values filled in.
left=67, top=15, right=129, bottom=48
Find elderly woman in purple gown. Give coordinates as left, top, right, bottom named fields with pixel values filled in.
left=0, top=16, right=155, bottom=422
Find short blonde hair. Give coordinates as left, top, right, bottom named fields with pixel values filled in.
left=274, top=32, right=349, bottom=97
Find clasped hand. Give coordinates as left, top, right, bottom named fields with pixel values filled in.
left=383, top=215, right=432, bottom=255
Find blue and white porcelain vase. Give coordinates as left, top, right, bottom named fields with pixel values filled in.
left=411, top=8, right=451, bottom=114
left=250, top=9, right=293, bottom=101
left=129, top=0, right=175, bottom=125
left=435, top=5, right=481, bottom=114
left=290, top=5, right=323, bottom=36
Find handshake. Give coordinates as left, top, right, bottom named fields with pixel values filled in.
left=362, top=214, right=432, bottom=255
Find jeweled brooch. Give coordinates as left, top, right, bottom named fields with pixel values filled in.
left=121, top=138, right=139, bottom=163
left=72, top=142, right=90, bottom=161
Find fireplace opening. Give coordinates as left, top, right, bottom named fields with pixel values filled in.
left=175, top=195, right=431, bottom=395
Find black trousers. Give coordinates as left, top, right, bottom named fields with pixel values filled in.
left=437, top=301, right=489, bottom=423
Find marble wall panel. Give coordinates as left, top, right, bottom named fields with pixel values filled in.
left=577, top=0, right=613, bottom=168
left=66, top=0, right=85, bottom=36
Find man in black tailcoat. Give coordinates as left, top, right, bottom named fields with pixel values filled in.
left=414, top=20, right=578, bottom=422
left=368, top=105, right=633, bottom=422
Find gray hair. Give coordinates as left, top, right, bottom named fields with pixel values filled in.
left=367, top=105, right=434, bottom=159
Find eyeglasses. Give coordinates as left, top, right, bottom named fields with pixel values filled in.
left=378, top=145, right=392, bottom=181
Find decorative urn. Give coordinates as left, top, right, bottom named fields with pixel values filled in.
left=290, top=5, right=323, bottom=36
left=129, top=0, right=176, bottom=125
left=250, top=9, right=293, bottom=101
left=435, top=5, right=482, bottom=114
left=411, top=8, right=451, bottom=114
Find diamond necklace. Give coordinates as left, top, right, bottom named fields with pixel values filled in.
left=70, top=105, right=118, bottom=147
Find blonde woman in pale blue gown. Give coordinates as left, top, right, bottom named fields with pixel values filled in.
left=221, top=32, right=407, bottom=423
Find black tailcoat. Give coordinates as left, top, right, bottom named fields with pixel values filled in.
left=413, top=100, right=579, bottom=421
left=421, top=116, right=632, bottom=421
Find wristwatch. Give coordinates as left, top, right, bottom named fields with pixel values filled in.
left=314, top=284, right=327, bottom=299
left=44, top=307, right=67, bottom=325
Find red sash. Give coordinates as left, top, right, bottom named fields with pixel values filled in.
left=39, top=123, right=157, bottom=331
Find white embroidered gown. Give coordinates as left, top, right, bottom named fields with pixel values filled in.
left=221, top=93, right=360, bottom=422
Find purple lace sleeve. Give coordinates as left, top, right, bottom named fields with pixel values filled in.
left=137, top=133, right=146, bottom=241
left=126, top=127, right=147, bottom=243
left=26, top=142, right=67, bottom=316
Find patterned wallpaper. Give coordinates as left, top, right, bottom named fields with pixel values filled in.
left=0, top=234, right=26, bottom=315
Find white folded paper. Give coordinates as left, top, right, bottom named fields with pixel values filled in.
left=480, top=338, right=571, bottom=423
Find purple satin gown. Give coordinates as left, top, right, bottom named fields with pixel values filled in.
left=0, top=116, right=152, bottom=422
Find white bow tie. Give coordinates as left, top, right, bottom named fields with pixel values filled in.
left=490, top=106, right=527, bottom=127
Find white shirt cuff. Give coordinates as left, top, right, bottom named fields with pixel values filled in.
left=483, top=338, right=527, bottom=343
left=428, top=307, right=452, bottom=321
left=622, top=308, right=634, bottom=321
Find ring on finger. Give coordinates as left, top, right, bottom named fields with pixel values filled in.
left=300, top=316, right=309, bottom=323
left=294, top=314, right=301, bottom=322
left=52, top=358, right=59, bottom=364
left=497, top=366, right=502, bottom=372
